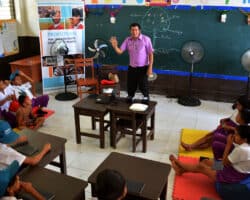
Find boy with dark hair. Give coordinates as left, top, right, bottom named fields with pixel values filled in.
left=95, top=169, right=127, bottom=200
left=0, top=161, right=45, bottom=200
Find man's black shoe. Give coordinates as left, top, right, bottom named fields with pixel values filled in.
left=126, top=96, right=134, bottom=104
left=141, top=97, right=149, bottom=104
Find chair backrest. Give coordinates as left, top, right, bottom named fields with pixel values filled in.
left=74, top=57, right=95, bottom=80
left=99, top=65, right=118, bottom=81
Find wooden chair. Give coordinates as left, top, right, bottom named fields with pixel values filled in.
left=111, top=110, right=144, bottom=152
left=74, top=58, right=99, bottom=99
left=98, top=65, right=120, bottom=96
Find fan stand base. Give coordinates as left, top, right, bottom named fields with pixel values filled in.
left=177, top=96, right=201, bottom=107
left=55, top=92, right=78, bottom=101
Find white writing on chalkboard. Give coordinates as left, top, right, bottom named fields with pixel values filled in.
left=130, top=7, right=183, bottom=55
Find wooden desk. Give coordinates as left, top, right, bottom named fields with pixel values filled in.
left=20, top=166, right=88, bottom=200
left=72, top=95, right=109, bottom=148
left=88, top=152, right=171, bottom=200
left=9, top=55, right=41, bottom=94
left=19, top=129, right=67, bottom=174
left=72, top=95, right=156, bottom=152
left=108, top=98, right=157, bottom=153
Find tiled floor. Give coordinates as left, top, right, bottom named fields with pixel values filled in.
left=38, top=91, right=233, bottom=200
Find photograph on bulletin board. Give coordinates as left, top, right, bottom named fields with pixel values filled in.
left=0, top=20, right=19, bottom=57
left=38, top=5, right=85, bottom=30
left=85, top=0, right=146, bottom=5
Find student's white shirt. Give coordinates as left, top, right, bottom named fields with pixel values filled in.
left=0, top=143, right=26, bottom=170
left=0, top=85, right=14, bottom=111
left=228, top=143, right=250, bottom=173
left=0, top=197, right=21, bottom=200
left=11, top=82, right=33, bottom=100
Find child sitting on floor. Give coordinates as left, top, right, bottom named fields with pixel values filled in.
left=16, top=95, right=45, bottom=130
left=0, top=80, right=17, bottom=128
left=181, top=95, right=250, bottom=154
left=212, top=108, right=250, bottom=160
left=10, top=70, right=49, bottom=109
left=169, top=125, right=250, bottom=199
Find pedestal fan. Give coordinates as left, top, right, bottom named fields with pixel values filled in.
left=51, top=39, right=77, bottom=101
left=241, top=49, right=250, bottom=98
left=178, top=41, right=204, bottom=106
left=87, top=38, right=109, bottom=66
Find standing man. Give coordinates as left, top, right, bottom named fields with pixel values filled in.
left=110, top=23, right=154, bottom=103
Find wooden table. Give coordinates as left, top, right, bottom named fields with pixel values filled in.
left=88, top=152, right=171, bottom=200
left=72, top=96, right=156, bottom=152
left=72, top=95, right=109, bottom=148
left=108, top=98, right=157, bottom=153
left=20, top=166, right=88, bottom=200
left=9, top=55, right=41, bottom=95
left=19, top=129, right=67, bottom=174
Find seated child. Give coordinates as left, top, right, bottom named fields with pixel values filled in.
left=16, top=95, right=45, bottom=130
left=212, top=108, right=250, bottom=160
left=95, top=169, right=127, bottom=200
left=181, top=95, right=250, bottom=153
left=0, top=80, right=17, bottom=128
left=0, top=80, right=15, bottom=112
left=170, top=125, right=250, bottom=199
left=10, top=70, right=49, bottom=109
left=0, top=120, right=27, bottom=146
left=0, top=120, right=50, bottom=199
left=0, top=161, right=45, bottom=200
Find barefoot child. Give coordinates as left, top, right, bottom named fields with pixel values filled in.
left=181, top=95, right=250, bottom=153
left=16, top=95, right=45, bottom=130
left=170, top=125, right=250, bottom=186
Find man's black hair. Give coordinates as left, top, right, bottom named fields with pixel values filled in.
left=129, top=23, right=141, bottom=30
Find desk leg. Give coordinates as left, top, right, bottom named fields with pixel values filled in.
left=142, top=117, right=147, bottom=153
left=59, top=147, right=67, bottom=174
left=74, top=110, right=81, bottom=144
left=160, top=182, right=167, bottom=200
left=150, top=110, right=155, bottom=140
left=99, top=116, right=105, bottom=148
left=91, top=116, right=96, bottom=130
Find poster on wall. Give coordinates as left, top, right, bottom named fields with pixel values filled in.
left=37, top=0, right=85, bottom=92
left=0, top=20, right=19, bottom=57
left=172, top=0, right=250, bottom=7
left=85, top=0, right=146, bottom=5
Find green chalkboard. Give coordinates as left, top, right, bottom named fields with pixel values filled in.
left=85, top=6, right=250, bottom=76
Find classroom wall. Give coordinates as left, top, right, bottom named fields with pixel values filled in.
left=0, top=2, right=249, bottom=101
left=14, top=0, right=39, bottom=36
left=0, top=0, right=40, bottom=80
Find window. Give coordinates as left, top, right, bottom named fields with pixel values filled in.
left=0, top=0, right=15, bottom=19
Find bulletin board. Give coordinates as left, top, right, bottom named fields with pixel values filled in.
left=0, top=20, right=19, bottom=57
